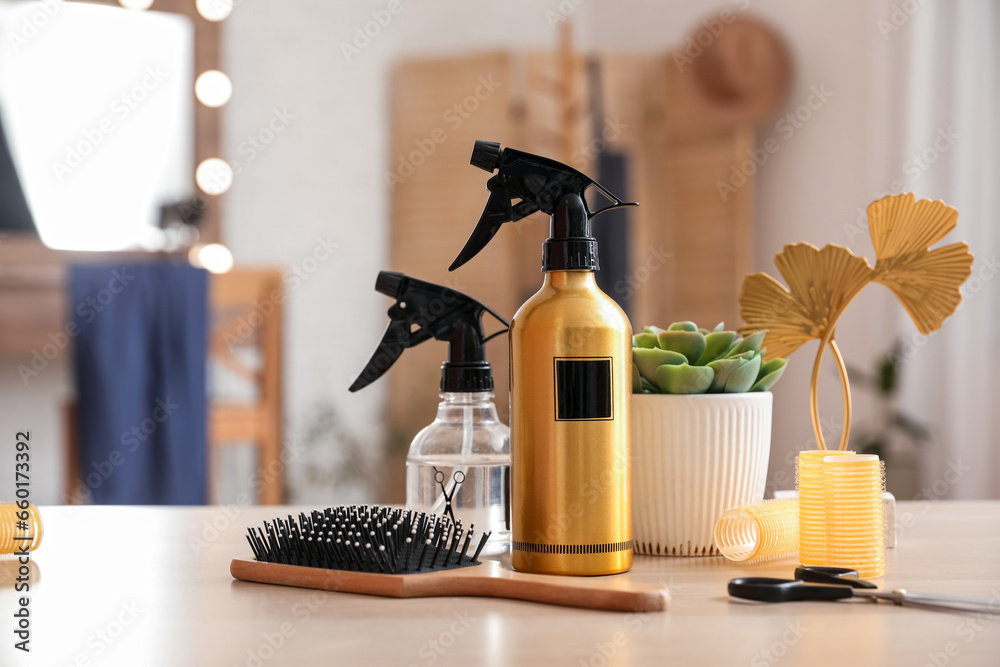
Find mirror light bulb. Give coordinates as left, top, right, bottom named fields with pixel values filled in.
left=196, top=158, right=233, bottom=195
left=189, top=243, right=234, bottom=274
left=195, top=70, right=232, bottom=107
left=196, top=0, right=233, bottom=21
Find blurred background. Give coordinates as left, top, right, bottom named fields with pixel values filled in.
left=0, top=0, right=996, bottom=506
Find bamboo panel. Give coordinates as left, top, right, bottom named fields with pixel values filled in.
left=508, top=49, right=591, bottom=306
left=388, top=53, right=517, bottom=454
left=630, top=53, right=755, bottom=330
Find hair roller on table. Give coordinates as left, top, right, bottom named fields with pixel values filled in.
left=0, top=503, right=43, bottom=554
left=714, top=498, right=799, bottom=563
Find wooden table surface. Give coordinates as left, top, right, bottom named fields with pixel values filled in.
left=3, top=502, right=999, bottom=666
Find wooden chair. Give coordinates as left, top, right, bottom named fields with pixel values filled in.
left=208, top=269, right=285, bottom=505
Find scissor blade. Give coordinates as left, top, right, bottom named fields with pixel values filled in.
left=859, top=590, right=1000, bottom=615
left=794, top=566, right=878, bottom=589
left=896, top=591, right=1000, bottom=614
left=893, top=590, right=1000, bottom=613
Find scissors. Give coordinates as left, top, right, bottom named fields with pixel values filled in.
left=729, top=566, right=1000, bottom=615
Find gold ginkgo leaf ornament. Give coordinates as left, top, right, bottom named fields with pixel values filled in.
left=738, top=193, right=974, bottom=450
left=867, top=194, right=972, bottom=334
left=740, top=243, right=873, bottom=359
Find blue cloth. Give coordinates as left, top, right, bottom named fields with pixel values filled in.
left=70, top=263, right=208, bottom=504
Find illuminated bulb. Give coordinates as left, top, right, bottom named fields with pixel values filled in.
left=195, top=71, right=232, bottom=107
left=119, top=0, right=154, bottom=8
left=196, top=158, right=233, bottom=195
left=196, top=0, right=233, bottom=21
left=189, top=243, right=234, bottom=274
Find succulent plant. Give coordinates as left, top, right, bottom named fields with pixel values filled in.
left=632, top=321, right=787, bottom=394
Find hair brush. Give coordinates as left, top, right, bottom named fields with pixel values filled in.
left=230, top=504, right=668, bottom=612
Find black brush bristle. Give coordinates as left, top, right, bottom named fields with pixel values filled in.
left=245, top=505, right=491, bottom=574
left=460, top=524, right=475, bottom=562
left=447, top=526, right=463, bottom=566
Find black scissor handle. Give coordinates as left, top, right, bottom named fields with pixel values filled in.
left=729, top=578, right=857, bottom=603
left=795, top=567, right=879, bottom=589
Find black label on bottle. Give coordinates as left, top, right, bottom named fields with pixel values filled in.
left=553, top=357, right=613, bottom=421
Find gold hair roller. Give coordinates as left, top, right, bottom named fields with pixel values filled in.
left=0, top=503, right=43, bottom=554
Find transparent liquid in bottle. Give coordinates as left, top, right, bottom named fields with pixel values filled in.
left=406, top=457, right=510, bottom=555
left=405, top=392, right=510, bottom=556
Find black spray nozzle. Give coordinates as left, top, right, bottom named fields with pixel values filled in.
left=449, top=140, right=638, bottom=272
left=470, top=140, right=502, bottom=172
left=349, top=271, right=509, bottom=394
left=374, top=270, right=404, bottom=298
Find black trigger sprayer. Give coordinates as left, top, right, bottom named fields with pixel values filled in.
left=349, top=271, right=509, bottom=393
left=349, top=271, right=511, bottom=555
left=449, top=140, right=637, bottom=272
left=450, top=140, right=639, bottom=576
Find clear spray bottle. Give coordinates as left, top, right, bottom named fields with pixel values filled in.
left=350, top=271, right=510, bottom=554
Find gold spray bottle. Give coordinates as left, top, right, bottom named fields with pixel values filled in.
left=449, top=141, right=638, bottom=575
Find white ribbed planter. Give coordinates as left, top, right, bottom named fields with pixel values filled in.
left=632, top=392, right=772, bottom=556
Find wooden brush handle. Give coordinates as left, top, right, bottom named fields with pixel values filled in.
left=426, top=560, right=670, bottom=612
left=231, top=557, right=668, bottom=612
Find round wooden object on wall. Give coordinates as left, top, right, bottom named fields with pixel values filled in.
left=683, top=15, right=793, bottom=124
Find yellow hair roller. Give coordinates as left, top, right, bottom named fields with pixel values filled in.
left=0, top=503, right=43, bottom=554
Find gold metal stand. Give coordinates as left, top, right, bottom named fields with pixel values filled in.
left=809, top=336, right=852, bottom=450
